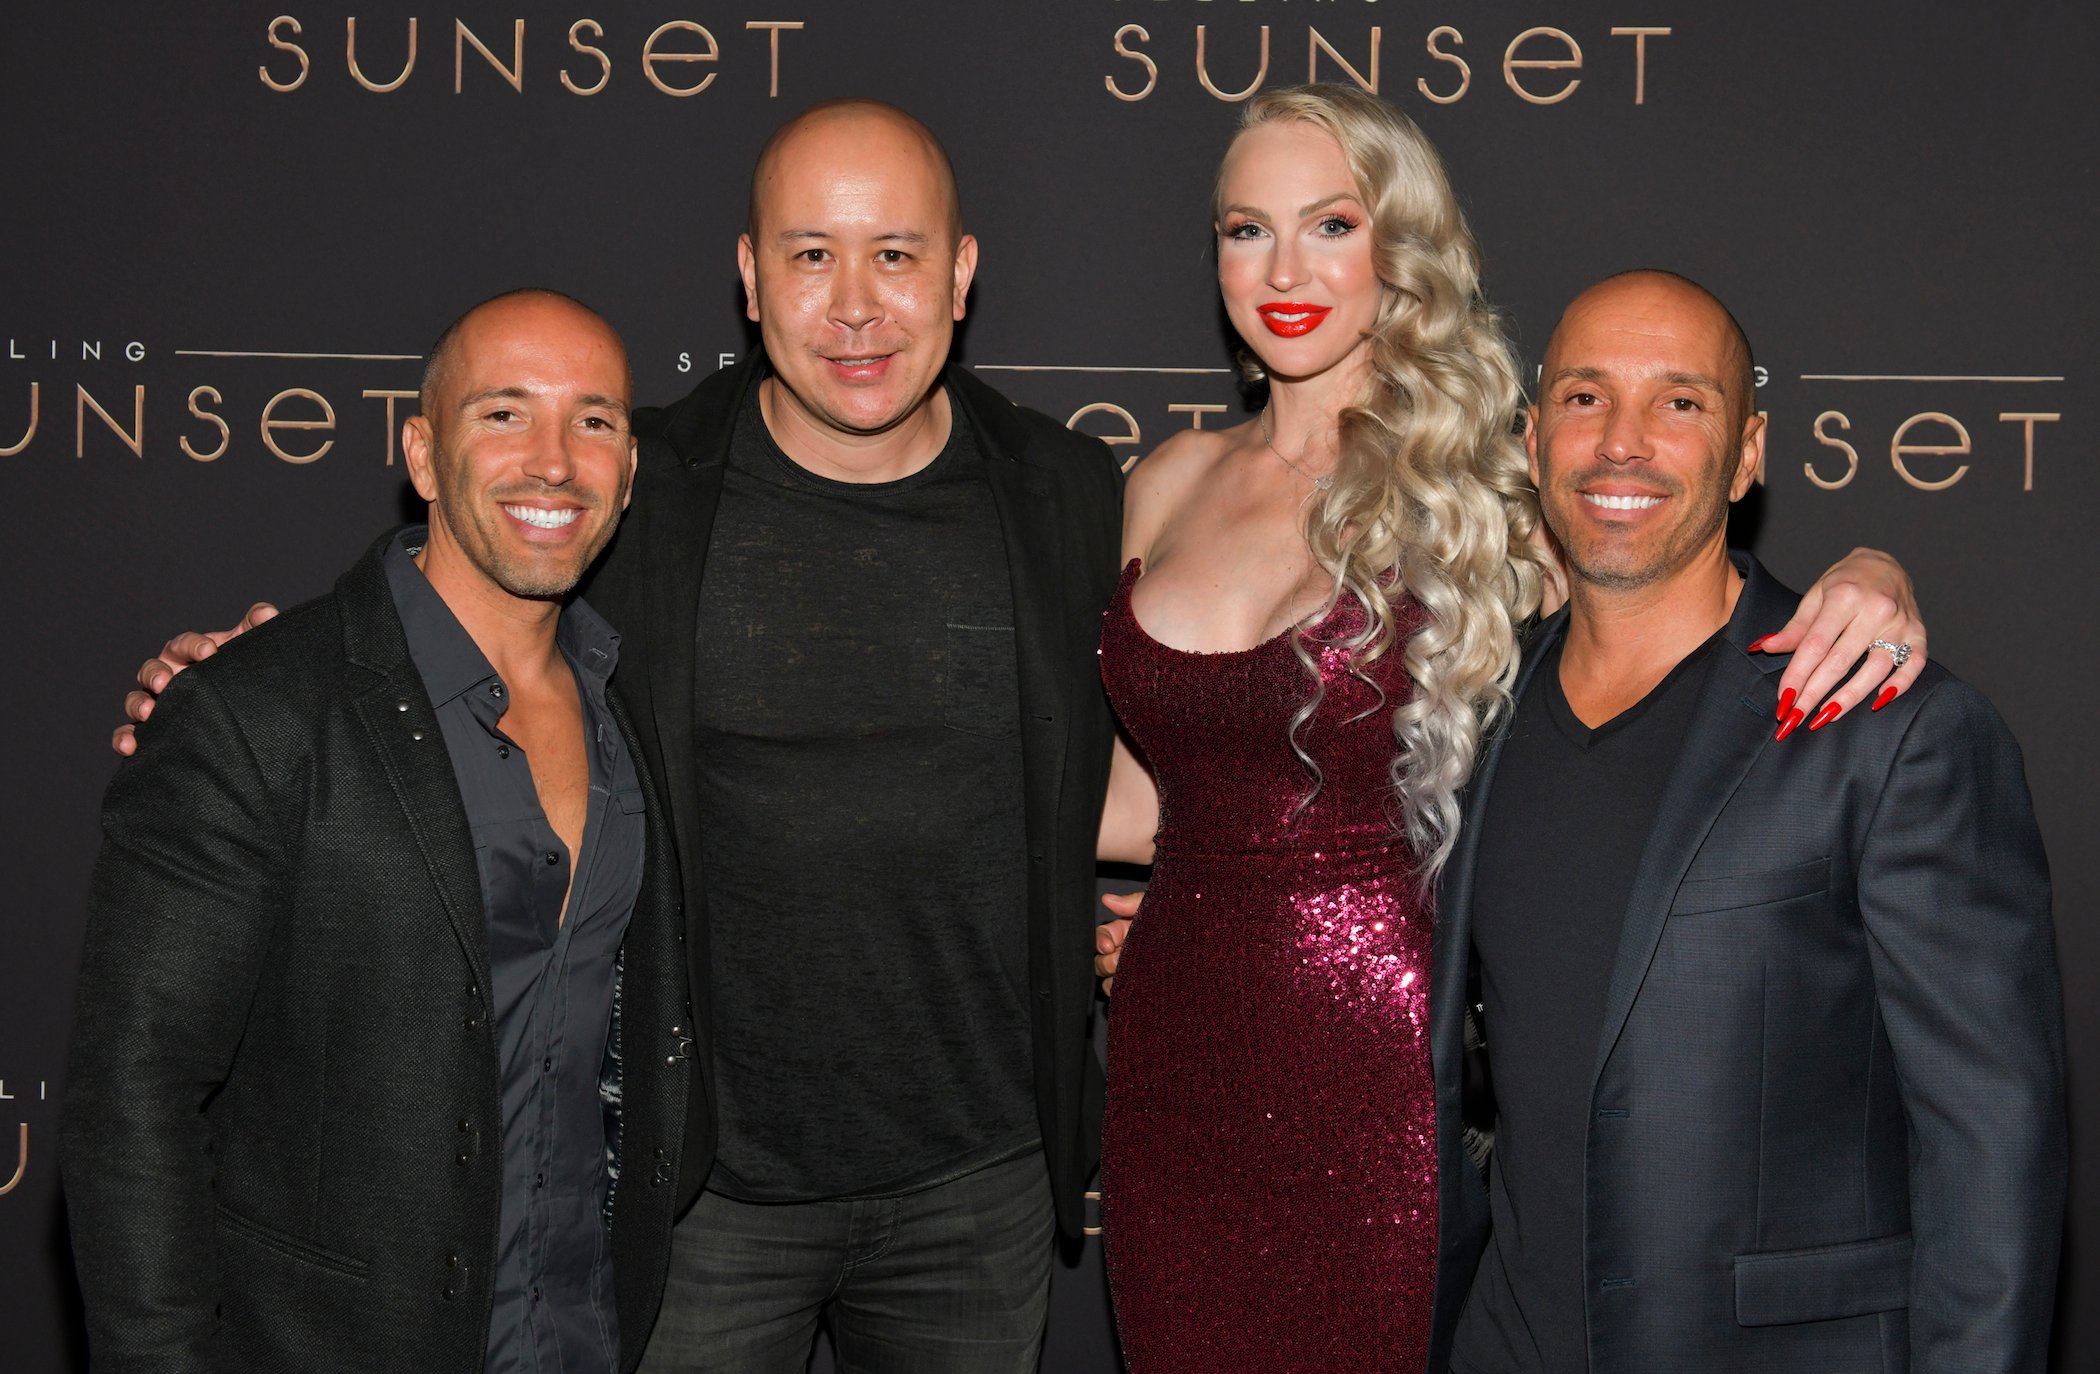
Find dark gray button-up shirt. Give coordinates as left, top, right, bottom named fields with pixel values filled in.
left=385, top=529, right=645, bottom=1373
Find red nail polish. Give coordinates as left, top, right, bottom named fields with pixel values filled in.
left=1807, top=701, right=1842, bottom=732
left=1746, top=634, right=1772, bottom=652
left=1775, top=708, right=1806, bottom=741
left=1871, top=684, right=1898, bottom=712
left=1775, top=687, right=1797, bottom=723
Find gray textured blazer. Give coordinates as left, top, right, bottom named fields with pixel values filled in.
left=61, top=533, right=693, bottom=1374
left=1426, top=555, right=2066, bottom=1374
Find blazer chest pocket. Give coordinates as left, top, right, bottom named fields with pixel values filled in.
left=1734, top=1232, right=1910, bottom=1326
left=944, top=623, right=1019, bottom=738
left=1670, top=857, right=1830, bottom=917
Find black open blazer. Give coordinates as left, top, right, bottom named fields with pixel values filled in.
left=62, top=534, right=693, bottom=1373
left=581, top=355, right=1126, bottom=1237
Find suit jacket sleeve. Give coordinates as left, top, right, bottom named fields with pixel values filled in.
left=1856, top=678, right=2065, bottom=1373
left=61, top=667, right=288, bottom=1373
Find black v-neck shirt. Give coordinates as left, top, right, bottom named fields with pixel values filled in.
left=1453, top=628, right=1723, bottom=1374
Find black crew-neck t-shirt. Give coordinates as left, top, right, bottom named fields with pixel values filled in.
left=1452, top=629, right=1722, bottom=1374
left=693, top=384, right=1038, bottom=1202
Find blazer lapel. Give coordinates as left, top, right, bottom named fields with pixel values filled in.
left=336, top=539, right=491, bottom=991
left=965, top=382, right=1072, bottom=830
left=641, top=461, right=723, bottom=913
left=630, top=362, right=749, bottom=921
left=353, top=683, right=491, bottom=991
left=1590, top=560, right=1793, bottom=1084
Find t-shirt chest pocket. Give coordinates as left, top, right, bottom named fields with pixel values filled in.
left=943, top=622, right=1020, bottom=738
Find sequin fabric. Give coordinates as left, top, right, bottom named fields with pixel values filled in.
left=1100, top=558, right=1436, bottom=1373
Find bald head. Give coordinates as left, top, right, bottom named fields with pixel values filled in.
left=419, top=288, right=630, bottom=420
left=748, top=99, right=962, bottom=242
left=734, top=100, right=978, bottom=456
left=1528, top=268, right=1768, bottom=597
left=1545, top=271, right=1756, bottom=431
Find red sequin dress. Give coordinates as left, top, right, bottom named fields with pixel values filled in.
left=1099, top=558, right=1437, bottom=1373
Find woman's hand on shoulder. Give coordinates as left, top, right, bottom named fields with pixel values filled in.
left=1756, top=547, right=1926, bottom=737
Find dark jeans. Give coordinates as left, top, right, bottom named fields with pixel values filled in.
left=638, top=1150, right=1054, bottom=1374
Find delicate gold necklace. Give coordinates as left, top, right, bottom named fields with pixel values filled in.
left=1259, top=407, right=1334, bottom=492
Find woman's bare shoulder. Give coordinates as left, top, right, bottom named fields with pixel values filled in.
left=1121, top=422, right=1246, bottom=557
left=1126, top=422, right=1244, bottom=499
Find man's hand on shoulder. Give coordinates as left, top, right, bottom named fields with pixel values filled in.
left=114, top=602, right=279, bottom=756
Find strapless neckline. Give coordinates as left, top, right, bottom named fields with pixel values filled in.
left=1117, top=556, right=1346, bottom=660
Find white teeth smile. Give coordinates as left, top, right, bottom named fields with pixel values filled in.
left=834, top=357, right=883, bottom=366
left=1584, top=493, right=1663, bottom=510
left=1270, top=311, right=1315, bottom=322
left=503, top=505, right=580, bottom=529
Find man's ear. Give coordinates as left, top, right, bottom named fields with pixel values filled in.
left=1729, top=410, right=1767, bottom=502
left=951, top=233, right=979, bottom=322
left=737, top=234, right=762, bottom=323
left=402, top=415, right=440, bottom=503
left=1525, top=405, right=1543, bottom=487
left=621, top=437, right=638, bottom=510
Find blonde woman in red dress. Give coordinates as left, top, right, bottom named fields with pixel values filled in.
left=1092, top=84, right=1924, bottom=1373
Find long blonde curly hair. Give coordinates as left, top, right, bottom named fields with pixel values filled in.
left=1223, top=84, right=1547, bottom=883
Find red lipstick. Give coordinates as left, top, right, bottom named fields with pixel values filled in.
left=1256, top=302, right=1332, bottom=338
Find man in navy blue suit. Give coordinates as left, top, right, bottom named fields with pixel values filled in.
left=1426, top=270, right=2066, bottom=1374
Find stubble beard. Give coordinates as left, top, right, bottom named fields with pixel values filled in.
left=432, top=440, right=608, bottom=602
left=1553, top=472, right=1731, bottom=595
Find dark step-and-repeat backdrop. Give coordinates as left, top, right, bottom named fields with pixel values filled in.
left=3, top=5, right=2093, bottom=1369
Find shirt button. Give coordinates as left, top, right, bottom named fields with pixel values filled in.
left=490, top=683, right=505, bottom=699
left=497, top=744, right=510, bottom=759
left=534, top=1173, right=545, bottom=1188
left=544, top=851, right=559, bottom=866
left=543, top=1057, right=552, bottom=1072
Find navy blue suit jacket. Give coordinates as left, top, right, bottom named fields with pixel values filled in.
left=1426, top=556, right=2066, bottom=1374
